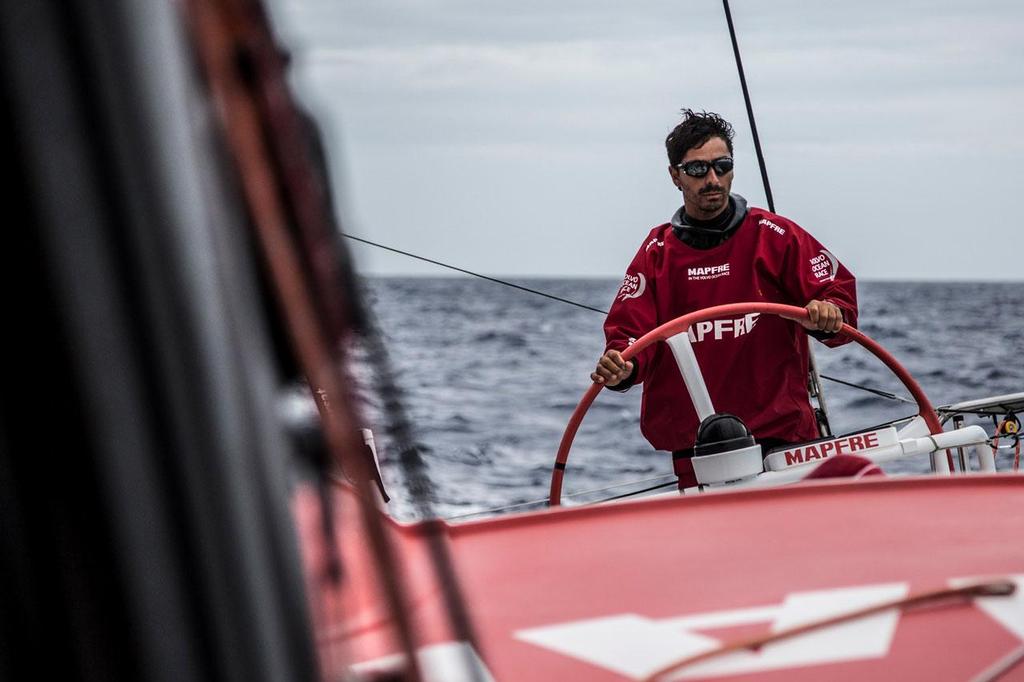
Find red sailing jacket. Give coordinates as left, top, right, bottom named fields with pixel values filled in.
left=604, top=205, right=857, bottom=453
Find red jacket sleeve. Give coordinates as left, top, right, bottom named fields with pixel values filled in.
left=778, top=222, right=858, bottom=347
left=603, top=231, right=662, bottom=385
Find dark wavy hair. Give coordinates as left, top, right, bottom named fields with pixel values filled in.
left=665, top=109, right=735, bottom=165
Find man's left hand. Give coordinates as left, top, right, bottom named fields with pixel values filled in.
left=800, top=300, right=844, bottom=333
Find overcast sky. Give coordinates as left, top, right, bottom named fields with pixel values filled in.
left=267, top=0, right=1024, bottom=280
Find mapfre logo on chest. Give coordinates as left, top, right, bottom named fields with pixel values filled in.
left=687, top=263, right=730, bottom=281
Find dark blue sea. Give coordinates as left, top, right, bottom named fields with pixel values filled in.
left=358, top=278, right=1023, bottom=520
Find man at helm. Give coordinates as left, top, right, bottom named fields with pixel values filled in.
left=592, top=109, right=858, bottom=487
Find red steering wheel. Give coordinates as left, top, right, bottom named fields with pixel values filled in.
left=549, top=302, right=943, bottom=506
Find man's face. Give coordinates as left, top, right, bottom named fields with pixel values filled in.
left=669, top=136, right=734, bottom=220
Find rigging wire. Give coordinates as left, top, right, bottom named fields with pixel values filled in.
left=345, top=234, right=609, bottom=315
left=443, top=472, right=680, bottom=521
left=592, top=479, right=679, bottom=504
left=818, top=373, right=915, bottom=404
left=722, top=0, right=774, bottom=212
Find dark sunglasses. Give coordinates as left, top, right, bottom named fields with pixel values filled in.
left=676, top=156, right=734, bottom=178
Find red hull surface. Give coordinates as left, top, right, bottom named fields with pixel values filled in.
left=298, top=475, right=1024, bottom=680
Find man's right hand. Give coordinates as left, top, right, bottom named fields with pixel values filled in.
left=591, top=349, right=634, bottom=387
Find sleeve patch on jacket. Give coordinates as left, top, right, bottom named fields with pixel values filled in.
left=617, top=272, right=647, bottom=301
left=809, top=249, right=838, bottom=282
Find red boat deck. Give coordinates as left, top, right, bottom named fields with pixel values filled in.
left=299, top=475, right=1024, bottom=680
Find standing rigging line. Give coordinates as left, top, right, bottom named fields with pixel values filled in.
left=819, top=374, right=915, bottom=404
left=722, top=0, right=774, bottom=213
left=344, top=233, right=609, bottom=315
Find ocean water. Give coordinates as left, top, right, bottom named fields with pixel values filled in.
left=358, top=278, right=1023, bottom=520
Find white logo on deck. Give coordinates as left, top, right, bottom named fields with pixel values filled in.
left=357, top=576, right=1024, bottom=680
left=516, top=582, right=909, bottom=679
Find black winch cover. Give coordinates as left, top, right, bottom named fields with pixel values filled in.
left=693, top=413, right=756, bottom=457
